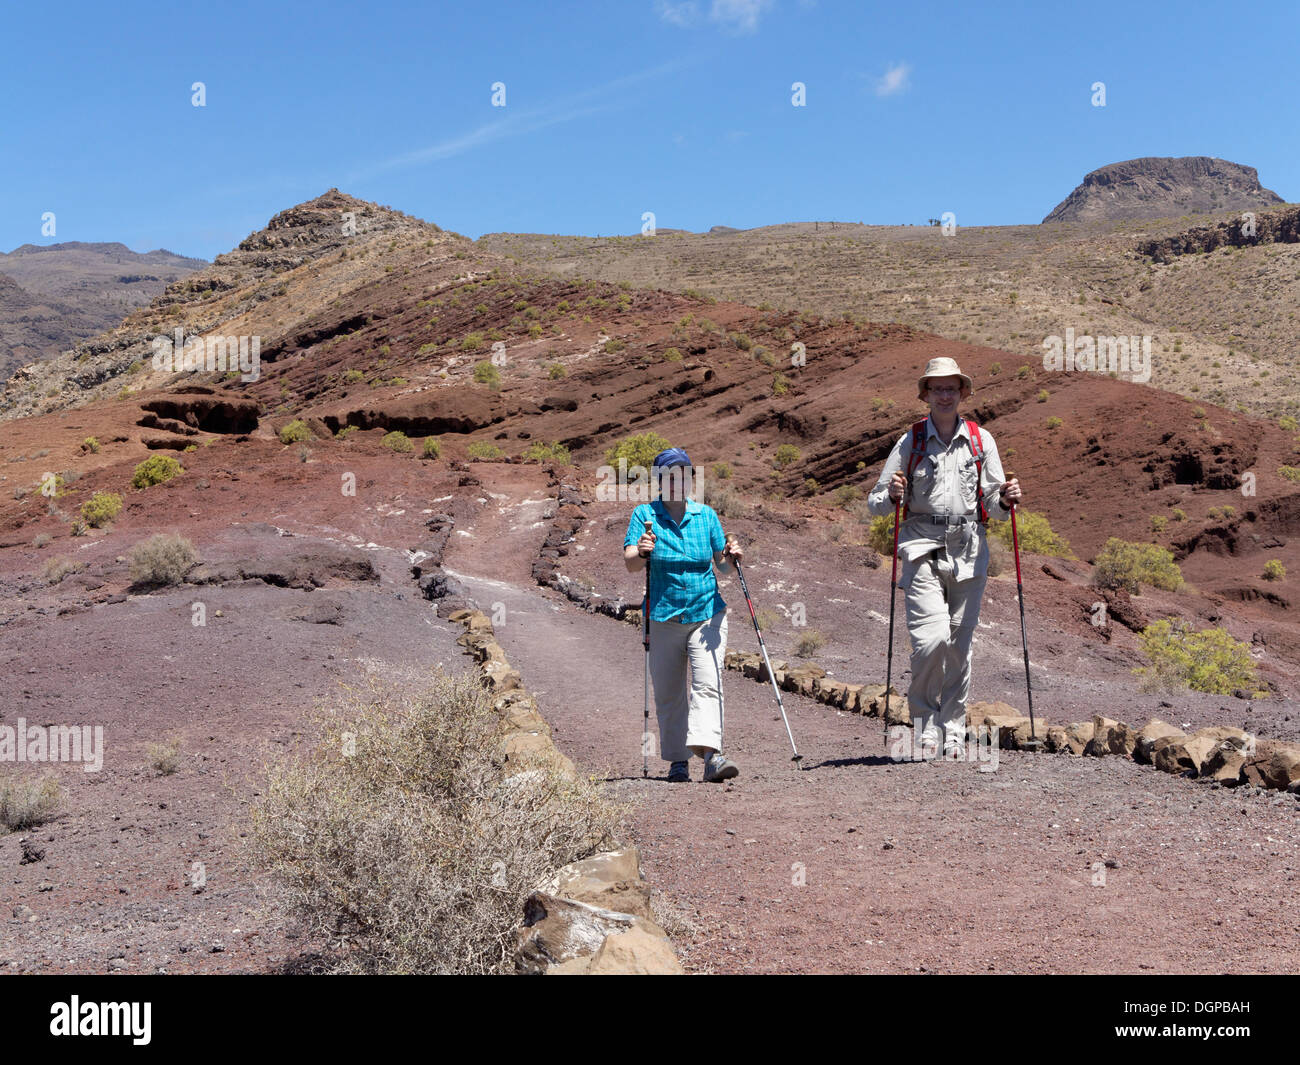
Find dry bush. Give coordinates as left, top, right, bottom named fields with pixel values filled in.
left=249, top=669, right=624, bottom=974
left=146, top=740, right=180, bottom=776
left=128, top=533, right=198, bottom=586
left=793, top=628, right=826, bottom=657
left=0, top=773, right=62, bottom=832
left=43, top=556, right=84, bottom=585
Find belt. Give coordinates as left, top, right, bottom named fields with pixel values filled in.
left=915, top=513, right=980, bottom=527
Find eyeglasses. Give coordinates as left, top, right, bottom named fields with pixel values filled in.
left=928, top=386, right=962, bottom=396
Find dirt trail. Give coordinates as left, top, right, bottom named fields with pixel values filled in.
left=442, top=467, right=1300, bottom=975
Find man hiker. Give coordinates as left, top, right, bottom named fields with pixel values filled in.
left=866, top=357, right=1023, bottom=760
left=623, top=448, right=743, bottom=783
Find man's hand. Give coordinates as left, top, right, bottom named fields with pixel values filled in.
left=887, top=471, right=908, bottom=503
left=999, top=477, right=1022, bottom=507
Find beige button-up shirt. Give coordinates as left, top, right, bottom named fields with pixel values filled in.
left=866, top=417, right=1011, bottom=587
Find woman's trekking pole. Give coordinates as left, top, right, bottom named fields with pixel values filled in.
left=642, top=520, right=652, bottom=777
left=1005, top=474, right=1041, bottom=750
left=883, top=493, right=903, bottom=742
left=727, top=537, right=802, bottom=764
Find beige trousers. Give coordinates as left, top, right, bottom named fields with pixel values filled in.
left=648, top=610, right=728, bottom=762
left=904, top=552, right=986, bottom=755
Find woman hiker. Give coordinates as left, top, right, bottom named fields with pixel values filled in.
left=866, top=357, right=1023, bottom=760
left=623, top=448, right=742, bottom=783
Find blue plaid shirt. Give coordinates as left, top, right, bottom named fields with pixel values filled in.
left=624, top=498, right=727, bottom=623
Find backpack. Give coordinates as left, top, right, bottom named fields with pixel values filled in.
left=902, top=417, right=987, bottom=523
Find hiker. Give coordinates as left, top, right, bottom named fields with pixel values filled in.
left=867, top=357, right=1022, bottom=760
left=623, top=448, right=742, bottom=783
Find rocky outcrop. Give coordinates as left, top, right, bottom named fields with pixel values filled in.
left=1043, top=157, right=1285, bottom=224
left=1140, top=204, right=1300, bottom=263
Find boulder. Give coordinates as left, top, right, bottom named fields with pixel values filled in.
left=1153, top=729, right=1226, bottom=776
left=1085, top=716, right=1119, bottom=756
left=968, top=701, right=1028, bottom=748
left=1133, top=720, right=1185, bottom=764
left=463, top=611, right=494, bottom=634
left=1242, top=741, right=1300, bottom=791
left=1202, top=746, right=1247, bottom=786
left=502, top=701, right=550, bottom=735
left=586, top=927, right=685, bottom=975
left=728, top=651, right=760, bottom=673
left=814, top=678, right=848, bottom=706
left=860, top=684, right=902, bottom=720
left=782, top=664, right=826, bottom=698
left=1058, top=721, right=1095, bottom=755
left=480, top=661, right=522, bottom=694
left=515, top=893, right=667, bottom=974
left=545, top=847, right=653, bottom=921
left=1010, top=719, right=1050, bottom=750
left=1106, top=721, right=1140, bottom=758
left=843, top=684, right=865, bottom=713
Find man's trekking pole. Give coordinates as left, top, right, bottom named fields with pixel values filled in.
left=883, top=488, right=903, bottom=741
left=727, top=536, right=802, bottom=764
left=642, top=520, right=652, bottom=777
left=1005, top=473, right=1041, bottom=751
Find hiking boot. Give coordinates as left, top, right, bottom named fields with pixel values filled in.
left=703, top=753, right=739, bottom=783
left=667, top=760, right=690, bottom=783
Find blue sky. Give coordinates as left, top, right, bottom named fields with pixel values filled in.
left=3, top=0, right=1296, bottom=260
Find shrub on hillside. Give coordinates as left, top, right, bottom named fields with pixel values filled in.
left=80, top=491, right=122, bottom=528
left=699, top=479, right=744, bottom=518
left=989, top=510, right=1074, bottom=558
left=43, top=557, right=84, bottom=585
left=422, top=437, right=441, bottom=460
left=473, top=361, right=500, bottom=387
left=467, top=441, right=504, bottom=461
left=279, top=420, right=311, bottom=444
left=382, top=431, right=413, bottom=453
left=0, top=773, right=61, bottom=831
left=603, top=432, right=671, bottom=472
left=1093, top=538, right=1184, bottom=594
left=773, top=444, right=801, bottom=470
left=131, top=455, right=183, bottom=489
left=1263, top=559, right=1286, bottom=581
left=249, top=669, right=623, bottom=974
left=794, top=629, right=826, bottom=657
left=128, top=533, right=198, bottom=586
left=520, top=441, right=571, bottom=464
left=1135, top=620, right=1260, bottom=695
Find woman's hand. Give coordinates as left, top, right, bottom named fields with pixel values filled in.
left=637, top=529, right=657, bottom=557
left=724, top=538, right=744, bottom=564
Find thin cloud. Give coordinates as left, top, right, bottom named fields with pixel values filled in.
left=347, top=61, right=685, bottom=183
left=658, top=0, right=773, bottom=33
left=876, top=61, right=911, bottom=97
left=656, top=0, right=700, bottom=26
left=710, top=0, right=773, bottom=33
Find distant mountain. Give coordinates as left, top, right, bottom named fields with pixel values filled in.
left=1043, top=156, right=1285, bottom=223
left=0, top=241, right=206, bottom=381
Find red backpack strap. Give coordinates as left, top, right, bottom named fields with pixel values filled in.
left=901, top=418, right=928, bottom=519
left=966, top=419, right=987, bottom=523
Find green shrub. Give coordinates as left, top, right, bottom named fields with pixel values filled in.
left=520, top=441, right=571, bottom=464
left=1093, top=538, right=1184, bottom=594
left=80, top=491, right=123, bottom=528
left=548, top=362, right=566, bottom=379
left=604, top=432, right=671, bottom=472
left=1278, top=465, right=1300, bottom=484
left=81, top=436, right=100, bottom=454
left=43, top=556, right=84, bottom=585
left=147, top=740, right=181, bottom=776
left=279, top=419, right=312, bottom=444
left=382, top=431, right=413, bottom=453
left=834, top=485, right=860, bottom=508
left=803, top=478, right=820, bottom=494
left=343, top=369, right=365, bottom=384
left=867, top=513, right=896, bottom=555
left=422, top=437, right=441, bottom=460
left=467, top=441, right=504, bottom=461
left=772, top=373, right=790, bottom=396
left=989, top=510, right=1074, bottom=558
left=1279, top=415, right=1299, bottom=432
left=1263, top=559, right=1286, bottom=581
left=1036, top=389, right=1049, bottom=403
left=1135, top=620, right=1260, bottom=695
left=131, top=455, right=183, bottom=489
left=989, top=362, right=1001, bottom=375
left=604, top=338, right=626, bottom=353
left=711, top=462, right=732, bottom=480
left=1150, top=515, right=1168, bottom=534
left=248, top=669, right=623, bottom=974
left=794, top=629, right=826, bottom=658
left=773, top=444, right=801, bottom=470
left=128, top=533, right=198, bottom=586
left=1171, top=507, right=1187, bottom=522
left=337, top=425, right=358, bottom=440
left=1045, top=416, right=1063, bottom=430
left=730, top=333, right=753, bottom=351
left=1016, top=365, right=1030, bottom=379
left=462, top=333, right=485, bottom=351
left=662, top=347, right=683, bottom=362
left=473, top=361, right=501, bottom=387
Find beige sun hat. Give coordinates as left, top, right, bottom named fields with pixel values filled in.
left=917, top=356, right=974, bottom=400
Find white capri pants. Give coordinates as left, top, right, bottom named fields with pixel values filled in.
left=648, top=610, right=728, bottom=762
